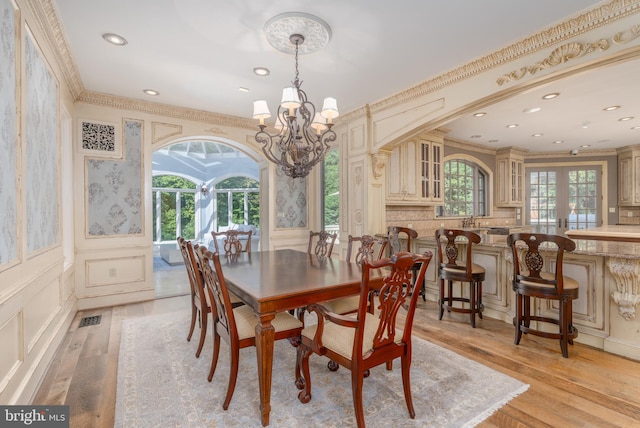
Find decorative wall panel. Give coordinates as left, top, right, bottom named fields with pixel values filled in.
left=275, top=169, right=307, bottom=228
left=87, top=120, right=143, bottom=236
left=25, top=30, right=58, bottom=254
left=0, top=0, right=17, bottom=265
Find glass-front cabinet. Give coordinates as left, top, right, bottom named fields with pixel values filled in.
left=495, top=147, right=525, bottom=207
left=386, top=132, right=444, bottom=205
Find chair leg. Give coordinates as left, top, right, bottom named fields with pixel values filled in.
left=187, top=305, right=197, bottom=342
left=195, top=310, right=207, bottom=358
left=208, top=327, right=221, bottom=382
left=514, top=293, right=523, bottom=345
left=295, top=345, right=305, bottom=390
left=523, top=296, right=531, bottom=329
left=351, top=368, right=366, bottom=428
left=298, top=346, right=313, bottom=404
left=222, top=345, right=240, bottom=410
left=400, top=354, right=416, bottom=419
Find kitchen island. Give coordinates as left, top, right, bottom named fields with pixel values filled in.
left=415, top=232, right=640, bottom=360
left=565, top=224, right=640, bottom=242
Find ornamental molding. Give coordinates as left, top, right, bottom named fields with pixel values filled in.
left=496, top=25, right=640, bottom=86
left=367, top=0, right=640, bottom=115
left=32, top=0, right=84, bottom=98
left=607, top=257, right=640, bottom=320
left=370, top=150, right=390, bottom=180
left=77, top=91, right=255, bottom=129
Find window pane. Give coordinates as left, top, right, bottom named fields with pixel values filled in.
left=322, top=148, right=339, bottom=232
left=180, top=192, right=195, bottom=239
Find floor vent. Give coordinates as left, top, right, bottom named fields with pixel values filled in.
left=79, top=315, right=102, bottom=328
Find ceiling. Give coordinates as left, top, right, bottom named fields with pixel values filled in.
left=52, top=0, right=639, bottom=153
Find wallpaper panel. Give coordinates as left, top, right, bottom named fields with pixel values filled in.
left=275, top=169, right=307, bottom=228
left=0, top=0, right=17, bottom=264
left=25, top=30, right=58, bottom=254
left=87, top=120, right=143, bottom=236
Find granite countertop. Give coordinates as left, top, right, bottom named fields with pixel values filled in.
left=565, top=225, right=640, bottom=240
left=416, top=232, right=640, bottom=259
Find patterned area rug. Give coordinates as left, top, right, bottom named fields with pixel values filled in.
left=115, top=310, right=528, bottom=427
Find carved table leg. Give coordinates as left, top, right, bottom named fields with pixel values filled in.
left=255, top=312, right=276, bottom=426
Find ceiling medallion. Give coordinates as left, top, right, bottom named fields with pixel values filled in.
left=264, top=12, right=332, bottom=55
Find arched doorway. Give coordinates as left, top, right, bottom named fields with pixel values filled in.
left=151, top=138, right=261, bottom=298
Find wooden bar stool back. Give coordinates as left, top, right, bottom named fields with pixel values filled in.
left=507, top=233, right=579, bottom=358
left=435, top=228, right=485, bottom=328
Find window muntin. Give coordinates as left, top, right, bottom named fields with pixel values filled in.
left=438, top=159, right=488, bottom=217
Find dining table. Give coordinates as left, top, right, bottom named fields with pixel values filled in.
left=217, top=248, right=384, bottom=427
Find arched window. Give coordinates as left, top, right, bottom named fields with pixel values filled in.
left=438, top=159, right=488, bottom=217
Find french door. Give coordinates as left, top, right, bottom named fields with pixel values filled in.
left=526, top=165, right=602, bottom=235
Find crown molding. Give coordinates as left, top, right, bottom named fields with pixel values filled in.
left=76, top=91, right=255, bottom=129
left=368, top=0, right=640, bottom=115
left=31, top=0, right=84, bottom=98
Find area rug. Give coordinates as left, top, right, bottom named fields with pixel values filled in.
left=114, top=310, right=528, bottom=427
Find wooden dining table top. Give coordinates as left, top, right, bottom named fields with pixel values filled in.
left=217, top=248, right=380, bottom=313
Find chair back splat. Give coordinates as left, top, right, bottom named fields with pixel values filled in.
left=212, top=230, right=253, bottom=256
left=308, top=230, right=337, bottom=258
left=507, top=232, right=579, bottom=358
left=296, top=251, right=433, bottom=428
left=346, top=234, right=388, bottom=264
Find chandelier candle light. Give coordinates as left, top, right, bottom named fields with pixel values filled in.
left=253, top=14, right=338, bottom=179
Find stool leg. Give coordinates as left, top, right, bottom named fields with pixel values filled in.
left=523, top=295, right=531, bottom=329
left=560, top=298, right=569, bottom=358
left=438, top=278, right=445, bottom=320
left=568, top=300, right=574, bottom=345
left=469, top=281, right=476, bottom=328
left=477, top=281, right=483, bottom=319
left=514, top=292, right=523, bottom=345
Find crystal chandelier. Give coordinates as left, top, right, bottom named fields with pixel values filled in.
left=253, top=32, right=339, bottom=179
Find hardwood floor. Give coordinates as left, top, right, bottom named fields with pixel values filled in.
left=33, top=296, right=640, bottom=427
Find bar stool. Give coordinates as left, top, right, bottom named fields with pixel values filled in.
left=435, top=228, right=485, bottom=328
left=507, top=233, right=579, bottom=358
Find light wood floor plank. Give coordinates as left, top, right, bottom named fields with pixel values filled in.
left=33, top=295, right=640, bottom=428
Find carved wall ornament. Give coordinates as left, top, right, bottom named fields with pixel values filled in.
left=497, top=24, right=640, bottom=86
left=355, top=165, right=362, bottom=186
left=607, top=257, right=640, bottom=320
left=371, top=152, right=386, bottom=179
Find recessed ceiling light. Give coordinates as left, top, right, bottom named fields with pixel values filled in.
left=253, top=67, right=270, bottom=76
left=542, top=92, right=560, bottom=100
left=603, top=105, right=621, bottom=111
left=470, top=135, right=481, bottom=139
left=143, top=89, right=159, bottom=96
left=581, top=121, right=590, bottom=129
left=238, top=87, right=250, bottom=93
left=581, top=144, right=591, bottom=148
left=619, top=116, right=634, bottom=121
left=632, top=126, right=640, bottom=130
left=523, top=107, right=541, bottom=113
left=532, top=133, right=543, bottom=137
left=102, top=33, right=127, bottom=46
left=506, top=124, right=518, bottom=128
left=596, top=140, right=610, bottom=144
left=553, top=140, right=563, bottom=144
left=488, top=139, right=498, bottom=143
left=473, top=112, right=486, bottom=117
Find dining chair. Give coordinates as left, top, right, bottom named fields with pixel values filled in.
left=387, top=226, right=424, bottom=300
left=212, top=229, right=253, bottom=255
left=195, top=245, right=304, bottom=410
left=508, top=233, right=579, bottom=358
left=308, top=230, right=337, bottom=258
left=321, top=234, right=388, bottom=316
left=435, top=228, right=486, bottom=328
left=295, top=251, right=433, bottom=428
left=178, top=236, right=210, bottom=358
